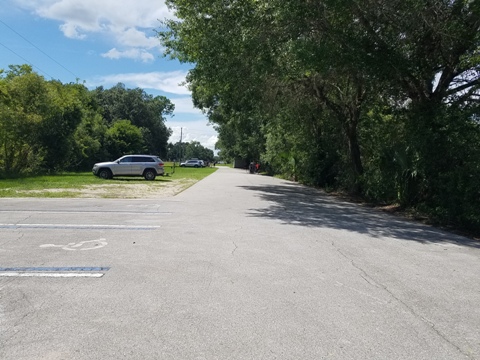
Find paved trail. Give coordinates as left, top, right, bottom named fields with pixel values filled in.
left=1, top=167, right=479, bottom=359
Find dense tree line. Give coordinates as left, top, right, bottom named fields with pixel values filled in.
left=167, top=140, right=215, bottom=162
left=0, top=65, right=174, bottom=175
left=159, top=0, right=480, bottom=232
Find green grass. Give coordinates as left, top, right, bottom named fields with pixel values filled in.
left=0, top=167, right=217, bottom=198
left=0, top=173, right=102, bottom=197
left=164, top=164, right=217, bottom=179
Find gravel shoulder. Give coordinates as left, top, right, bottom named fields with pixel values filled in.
left=15, top=178, right=198, bottom=199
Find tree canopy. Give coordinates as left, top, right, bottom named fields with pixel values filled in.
left=167, top=140, right=215, bottom=162
left=159, top=0, right=480, bottom=232
left=0, top=66, right=175, bottom=175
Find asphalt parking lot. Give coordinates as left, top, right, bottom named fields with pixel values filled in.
left=1, top=167, right=479, bottom=359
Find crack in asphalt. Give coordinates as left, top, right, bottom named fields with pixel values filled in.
left=231, top=241, right=238, bottom=256
left=0, top=232, right=24, bottom=248
left=331, top=240, right=474, bottom=359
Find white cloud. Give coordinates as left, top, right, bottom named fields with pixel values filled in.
left=170, top=97, right=205, bottom=114
left=115, top=27, right=159, bottom=49
left=205, top=135, right=219, bottom=150
left=59, top=22, right=86, bottom=39
left=88, top=71, right=190, bottom=95
left=17, top=0, right=171, bottom=29
left=168, top=121, right=218, bottom=151
left=101, top=48, right=154, bottom=62
left=14, top=0, right=171, bottom=59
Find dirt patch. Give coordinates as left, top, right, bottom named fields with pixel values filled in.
left=16, top=179, right=198, bottom=199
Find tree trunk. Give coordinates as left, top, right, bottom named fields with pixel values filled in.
left=346, top=122, right=363, bottom=177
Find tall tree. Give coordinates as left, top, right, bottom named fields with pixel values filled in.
left=184, top=141, right=215, bottom=161
left=93, top=84, right=174, bottom=156
left=0, top=65, right=44, bottom=175
left=104, top=120, right=145, bottom=159
left=35, top=81, right=85, bottom=171
left=342, top=0, right=480, bottom=204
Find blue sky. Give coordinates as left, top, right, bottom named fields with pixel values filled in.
left=0, top=0, right=218, bottom=151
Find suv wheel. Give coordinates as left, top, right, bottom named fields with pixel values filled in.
left=99, top=169, right=112, bottom=179
left=144, top=169, right=156, bottom=181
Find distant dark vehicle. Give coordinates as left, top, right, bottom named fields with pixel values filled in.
left=180, top=160, right=204, bottom=168
left=92, top=155, right=165, bottom=180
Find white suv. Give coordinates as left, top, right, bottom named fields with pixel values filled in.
left=180, top=159, right=204, bottom=168
left=92, top=155, right=165, bottom=180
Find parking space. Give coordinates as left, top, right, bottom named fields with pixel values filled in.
left=0, top=199, right=176, bottom=277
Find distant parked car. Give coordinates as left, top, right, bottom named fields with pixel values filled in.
left=92, top=155, right=165, bottom=180
left=180, top=159, right=204, bottom=168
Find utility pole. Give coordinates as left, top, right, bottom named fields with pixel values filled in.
left=179, top=127, right=183, bottom=164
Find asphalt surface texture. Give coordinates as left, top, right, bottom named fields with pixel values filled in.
left=1, top=166, right=479, bottom=360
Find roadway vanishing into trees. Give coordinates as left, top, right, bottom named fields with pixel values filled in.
left=1, top=167, right=479, bottom=359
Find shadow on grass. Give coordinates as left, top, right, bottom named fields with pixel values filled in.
left=240, top=182, right=480, bottom=249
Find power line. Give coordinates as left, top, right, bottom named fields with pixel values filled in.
left=0, top=19, right=80, bottom=80
left=0, top=41, right=55, bottom=79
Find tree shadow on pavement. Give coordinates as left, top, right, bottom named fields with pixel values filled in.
left=240, top=182, right=480, bottom=249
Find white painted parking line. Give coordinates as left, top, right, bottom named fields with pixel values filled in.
left=0, top=223, right=160, bottom=230
left=40, top=239, right=108, bottom=251
left=0, top=272, right=105, bottom=278
left=0, top=210, right=172, bottom=215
